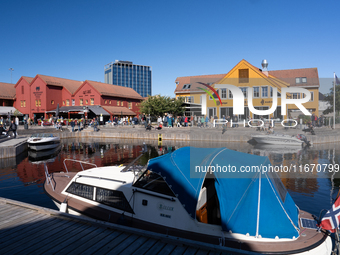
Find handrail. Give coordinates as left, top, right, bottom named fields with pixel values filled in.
left=63, top=159, right=97, bottom=173
left=44, top=163, right=55, bottom=191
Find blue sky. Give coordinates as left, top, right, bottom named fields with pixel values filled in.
left=0, top=0, right=339, bottom=96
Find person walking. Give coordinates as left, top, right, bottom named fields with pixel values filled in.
left=70, top=119, right=75, bottom=132
left=7, top=120, right=17, bottom=138
left=93, top=118, right=98, bottom=132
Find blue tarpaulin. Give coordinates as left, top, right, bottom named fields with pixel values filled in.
left=147, top=147, right=299, bottom=239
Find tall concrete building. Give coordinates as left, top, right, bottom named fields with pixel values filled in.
left=104, top=60, right=152, bottom=97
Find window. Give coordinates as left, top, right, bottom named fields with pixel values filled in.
left=20, top=101, right=23, bottom=107
left=239, top=69, right=249, bottom=83
left=66, top=182, right=93, bottom=200
left=240, top=87, right=248, bottom=98
left=270, top=87, right=273, bottom=98
left=221, top=88, right=227, bottom=99
left=117, top=101, right=119, bottom=106
left=253, top=87, right=260, bottom=98
left=90, top=98, right=94, bottom=105
left=262, top=86, right=268, bottom=98
left=109, top=100, right=111, bottom=104
left=292, top=93, right=300, bottom=99
left=51, top=100, right=54, bottom=105
left=310, top=92, right=314, bottom=102
left=66, top=99, right=70, bottom=106
left=128, top=102, right=132, bottom=109
left=80, top=99, right=83, bottom=106
left=63, top=101, right=65, bottom=106
left=85, top=99, right=88, bottom=105
left=96, top=188, right=134, bottom=213
left=296, top=77, right=301, bottom=84
left=120, top=101, right=123, bottom=106
left=187, top=84, right=191, bottom=89
left=23, top=101, right=26, bottom=107
left=302, top=77, right=307, bottom=83
left=277, top=92, right=281, bottom=98
left=72, top=99, right=75, bottom=106
left=209, top=90, right=219, bottom=100
left=133, top=170, right=175, bottom=197
left=21, top=86, right=24, bottom=94
left=228, top=89, right=233, bottom=99
left=104, top=100, right=107, bottom=104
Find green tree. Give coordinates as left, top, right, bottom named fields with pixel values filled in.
left=138, top=95, right=185, bottom=117
left=323, top=82, right=340, bottom=115
left=13, top=109, right=21, bottom=117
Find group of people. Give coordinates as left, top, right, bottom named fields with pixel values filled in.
left=0, top=117, right=18, bottom=138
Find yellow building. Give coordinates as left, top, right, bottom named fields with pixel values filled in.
left=175, top=59, right=319, bottom=119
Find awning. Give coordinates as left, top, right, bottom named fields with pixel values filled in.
left=47, top=106, right=110, bottom=116
left=87, top=106, right=110, bottom=116
left=0, top=107, right=22, bottom=116
left=102, top=106, right=136, bottom=116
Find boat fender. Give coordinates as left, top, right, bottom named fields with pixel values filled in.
left=60, top=202, right=68, bottom=213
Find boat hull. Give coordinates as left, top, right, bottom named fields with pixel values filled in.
left=44, top=172, right=331, bottom=255
left=252, top=135, right=303, bottom=145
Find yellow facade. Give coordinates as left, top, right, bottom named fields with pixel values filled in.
left=174, top=60, right=319, bottom=118
left=207, top=60, right=319, bottom=119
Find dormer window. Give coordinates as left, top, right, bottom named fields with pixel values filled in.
left=296, top=77, right=301, bottom=83
left=302, top=77, right=307, bottom=83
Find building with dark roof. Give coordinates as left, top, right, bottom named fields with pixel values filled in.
left=0, top=82, right=16, bottom=106
left=104, top=60, right=152, bottom=97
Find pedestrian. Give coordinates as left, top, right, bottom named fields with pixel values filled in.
left=70, top=119, right=75, bottom=132
left=197, top=116, right=201, bottom=127
left=163, top=114, right=168, bottom=128
left=7, top=120, right=17, bottom=138
left=0, top=124, right=6, bottom=136
left=205, top=116, right=209, bottom=128
left=93, top=118, right=98, bottom=132
left=77, top=118, right=81, bottom=132
left=168, top=115, right=173, bottom=128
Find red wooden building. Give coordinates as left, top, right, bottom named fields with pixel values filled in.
left=14, top=74, right=143, bottom=121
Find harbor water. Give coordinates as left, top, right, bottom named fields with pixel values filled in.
left=0, top=138, right=340, bottom=219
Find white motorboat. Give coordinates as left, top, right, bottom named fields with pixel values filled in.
left=27, top=133, right=60, bottom=151
left=252, top=133, right=310, bottom=146
left=44, top=147, right=331, bottom=254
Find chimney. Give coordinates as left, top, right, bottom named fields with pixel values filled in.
left=261, top=59, right=268, bottom=77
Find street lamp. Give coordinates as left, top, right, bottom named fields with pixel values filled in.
left=9, top=68, right=14, bottom=84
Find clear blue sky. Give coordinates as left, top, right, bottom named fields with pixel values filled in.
left=0, top=0, right=338, bottom=96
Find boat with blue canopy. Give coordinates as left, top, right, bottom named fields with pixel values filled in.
left=44, top=146, right=332, bottom=254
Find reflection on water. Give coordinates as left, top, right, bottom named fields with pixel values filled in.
left=0, top=138, right=339, bottom=217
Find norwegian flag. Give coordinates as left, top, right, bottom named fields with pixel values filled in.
left=319, top=196, right=340, bottom=233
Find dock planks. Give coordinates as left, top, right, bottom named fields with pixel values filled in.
left=0, top=198, right=243, bottom=255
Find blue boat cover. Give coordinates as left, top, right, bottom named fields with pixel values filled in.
left=147, top=147, right=299, bottom=239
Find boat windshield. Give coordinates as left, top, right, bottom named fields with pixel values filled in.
left=133, top=170, right=175, bottom=197
left=30, top=133, right=55, bottom=138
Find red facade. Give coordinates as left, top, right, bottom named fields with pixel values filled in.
left=14, top=75, right=143, bottom=119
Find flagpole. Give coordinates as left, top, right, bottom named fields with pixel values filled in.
left=334, top=72, right=336, bottom=129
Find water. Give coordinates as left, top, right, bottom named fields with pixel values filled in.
left=0, top=138, right=340, bottom=218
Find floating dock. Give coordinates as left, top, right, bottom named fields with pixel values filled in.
left=0, top=198, right=241, bottom=255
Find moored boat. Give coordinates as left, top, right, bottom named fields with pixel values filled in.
left=44, top=147, right=331, bottom=254
left=27, top=133, right=60, bottom=151
left=252, top=133, right=310, bottom=146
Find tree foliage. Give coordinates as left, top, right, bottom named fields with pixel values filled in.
left=323, top=83, right=340, bottom=115
left=138, top=95, right=185, bottom=117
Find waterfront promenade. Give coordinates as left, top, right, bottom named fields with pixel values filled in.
left=0, top=123, right=339, bottom=159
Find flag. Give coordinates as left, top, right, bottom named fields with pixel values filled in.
left=336, top=74, right=340, bottom=85
left=319, top=196, right=340, bottom=233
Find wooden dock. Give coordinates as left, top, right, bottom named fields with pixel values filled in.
left=0, top=198, right=244, bottom=255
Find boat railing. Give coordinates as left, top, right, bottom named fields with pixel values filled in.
left=44, top=163, right=55, bottom=191
left=63, top=159, right=97, bottom=173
